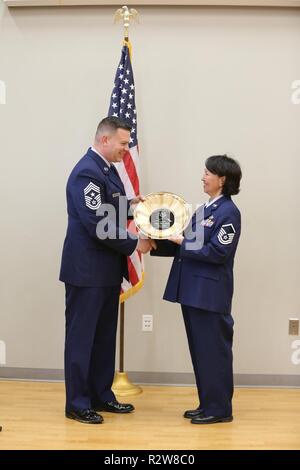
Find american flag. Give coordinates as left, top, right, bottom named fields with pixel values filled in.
left=108, top=41, right=144, bottom=302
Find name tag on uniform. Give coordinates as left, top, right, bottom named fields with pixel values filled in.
left=112, top=192, right=121, bottom=198
left=201, top=216, right=214, bottom=227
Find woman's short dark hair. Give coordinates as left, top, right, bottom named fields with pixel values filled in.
left=205, top=154, right=242, bottom=197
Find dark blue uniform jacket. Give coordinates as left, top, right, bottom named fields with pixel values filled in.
left=59, top=148, right=137, bottom=287
left=152, top=196, right=241, bottom=314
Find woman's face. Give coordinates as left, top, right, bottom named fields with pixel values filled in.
left=202, top=168, right=225, bottom=197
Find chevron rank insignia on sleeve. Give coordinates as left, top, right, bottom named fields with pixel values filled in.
left=84, top=182, right=102, bottom=210
left=217, top=224, right=236, bottom=245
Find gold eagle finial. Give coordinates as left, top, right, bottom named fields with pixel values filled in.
left=114, top=6, right=139, bottom=40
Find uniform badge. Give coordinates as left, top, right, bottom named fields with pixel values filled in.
left=201, top=216, right=214, bottom=227
left=217, top=224, right=236, bottom=245
left=84, top=182, right=102, bottom=210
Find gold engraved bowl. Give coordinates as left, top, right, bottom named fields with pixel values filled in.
left=133, top=192, right=190, bottom=239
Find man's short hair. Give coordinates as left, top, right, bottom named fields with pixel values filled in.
left=96, top=116, right=132, bottom=139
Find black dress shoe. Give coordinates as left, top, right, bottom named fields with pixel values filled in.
left=183, top=407, right=204, bottom=419
left=94, top=400, right=135, bottom=414
left=65, top=409, right=103, bottom=424
left=191, top=415, right=233, bottom=425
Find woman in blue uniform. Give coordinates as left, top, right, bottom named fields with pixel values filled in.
left=152, top=155, right=242, bottom=424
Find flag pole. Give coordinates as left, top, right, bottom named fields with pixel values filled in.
left=112, top=302, right=142, bottom=397
left=112, top=5, right=142, bottom=397
left=119, top=302, right=125, bottom=373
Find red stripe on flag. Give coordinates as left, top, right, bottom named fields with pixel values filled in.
left=127, top=256, right=139, bottom=286
left=123, top=150, right=139, bottom=195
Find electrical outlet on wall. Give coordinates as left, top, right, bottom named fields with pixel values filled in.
left=289, top=318, right=299, bottom=336
left=142, top=314, right=153, bottom=332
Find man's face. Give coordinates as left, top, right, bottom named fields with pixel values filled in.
left=103, top=128, right=130, bottom=163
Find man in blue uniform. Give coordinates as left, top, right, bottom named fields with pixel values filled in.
left=60, top=117, right=152, bottom=424
left=152, top=155, right=242, bottom=424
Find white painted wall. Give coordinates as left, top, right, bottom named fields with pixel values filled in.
left=0, top=2, right=299, bottom=378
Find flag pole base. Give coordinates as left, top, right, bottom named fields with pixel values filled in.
left=112, top=372, right=143, bottom=397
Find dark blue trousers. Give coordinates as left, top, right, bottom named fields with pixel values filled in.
left=64, top=284, right=120, bottom=412
left=182, top=305, right=234, bottom=417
